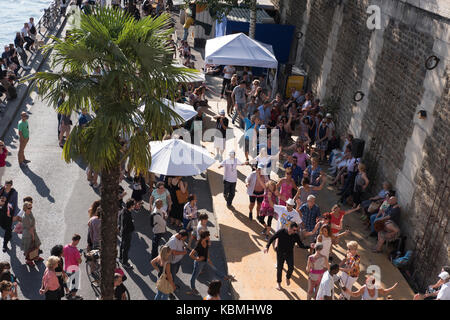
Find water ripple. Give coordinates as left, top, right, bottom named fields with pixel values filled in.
left=0, top=0, right=53, bottom=47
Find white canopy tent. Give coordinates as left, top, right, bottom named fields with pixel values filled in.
left=205, top=33, right=278, bottom=68
left=149, top=139, right=216, bottom=176
left=139, top=99, right=198, bottom=127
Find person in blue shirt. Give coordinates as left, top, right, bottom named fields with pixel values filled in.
left=283, top=155, right=303, bottom=186
left=257, top=100, right=272, bottom=126
left=236, top=111, right=260, bottom=161
left=78, top=109, right=91, bottom=127
left=304, top=157, right=322, bottom=187
left=299, top=195, right=321, bottom=248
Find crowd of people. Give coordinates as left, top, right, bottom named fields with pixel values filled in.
left=0, top=16, right=38, bottom=111
left=204, top=60, right=413, bottom=299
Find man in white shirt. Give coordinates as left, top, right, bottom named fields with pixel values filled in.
left=274, top=198, right=302, bottom=231
left=20, top=23, right=34, bottom=52
left=220, top=65, right=235, bottom=98
left=316, top=264, right=340, bottom=300
left=218, top=150, right=246, bottom=208
left=437, top=272, right=450, bottom=300
left=414, top=269, right=450, bottom=300
left=302, top=92, right=312, bottom=111
left=167, top=230, right=189, bottom=294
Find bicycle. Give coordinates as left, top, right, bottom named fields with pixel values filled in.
left=83, top=249, right=130, bottom=300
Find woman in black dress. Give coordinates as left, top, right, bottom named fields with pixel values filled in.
left=167, top=176, right=187, bottom=228
left=50, top=245, right=68, bottom=299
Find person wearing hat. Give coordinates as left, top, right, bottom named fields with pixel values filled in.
left=17, top=112, right=30, bottom=167
left=264, top=222, right=309, bottom=290
left=436, top=271, right=450, bottom=300
left=414, top=268, right=450, bottom=300
left=213, top=110, right=228, bottom=161
left=245, top=163, right=268, bottom=221
left=274, top=198, right=302, bottom=232
left=218, top=150, right=246, bottom=208
left=342, top=274, right=398, bottom=300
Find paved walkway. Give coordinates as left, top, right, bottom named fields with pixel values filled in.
left=174, top=13, right=415, bottom=299
left=0, top=6, right=231, bottom=301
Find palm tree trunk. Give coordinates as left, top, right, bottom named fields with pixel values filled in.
left=99, top=161, right=120, bottom=300
left=249, top=0, right=257, bottom=39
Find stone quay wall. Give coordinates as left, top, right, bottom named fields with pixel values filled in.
left=272, top=0, right=450, bottom=288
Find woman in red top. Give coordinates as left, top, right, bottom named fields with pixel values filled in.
left=0, top=140, right=7, bottom=186
left=328, top=204, right=360, bottom=241
left=40, top=256, right=61, bottom=300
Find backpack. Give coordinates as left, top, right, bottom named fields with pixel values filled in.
left=30, top=25, right=36, bottom=35
left=150, top=212, right=160, bottom=228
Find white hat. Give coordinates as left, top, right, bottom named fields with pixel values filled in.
left=229, top=150, right=235, bottom=155
left=439, top=271, right=449, bottom=280
left=286, top=198, right=295, bottom=206
left=326, top=113, right=332, bottom=118
left=219, top=109, right=225, bottom=115
left=307, top=195, right=316, bottom=201
left=257, top=162, right=265, bottom=169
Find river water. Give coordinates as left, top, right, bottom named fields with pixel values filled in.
left=0, top=0, right=53, bottom=48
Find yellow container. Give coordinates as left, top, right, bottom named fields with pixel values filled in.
left=285, top=75, right=305, bottom=98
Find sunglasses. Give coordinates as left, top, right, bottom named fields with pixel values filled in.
left=27, top=207, right=32, bottom=210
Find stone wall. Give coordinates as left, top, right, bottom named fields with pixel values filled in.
left=272, top=0, right=450, bottom=287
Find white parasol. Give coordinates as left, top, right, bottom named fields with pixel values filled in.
left=149, top=139, right=216, bottom=176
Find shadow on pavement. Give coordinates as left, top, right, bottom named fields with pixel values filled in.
left=20, top=166, right=55, bottom=203
left=217, top=224, right=261, bottom=263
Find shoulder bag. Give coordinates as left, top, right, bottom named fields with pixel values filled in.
left=176, top=181, right=189, bottom=204
left=156, top=262, right=174, bottom=294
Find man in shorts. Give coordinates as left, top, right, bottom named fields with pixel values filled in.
left=245, top=163, right=267, bottom=220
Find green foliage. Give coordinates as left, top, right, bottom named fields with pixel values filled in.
left=28, top=7, right=197, bottom=174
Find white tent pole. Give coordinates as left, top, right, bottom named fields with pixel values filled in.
left=272, top=67, right=278, bottom=99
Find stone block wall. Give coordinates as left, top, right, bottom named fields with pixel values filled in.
left=324, top=0, right=372, bottom=134
left=272, top=0, right=450, bottom=288
left=301, top=0, right=335, bottom=94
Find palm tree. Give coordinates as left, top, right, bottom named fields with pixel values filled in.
left=29, top=7, right=195, bottom=299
